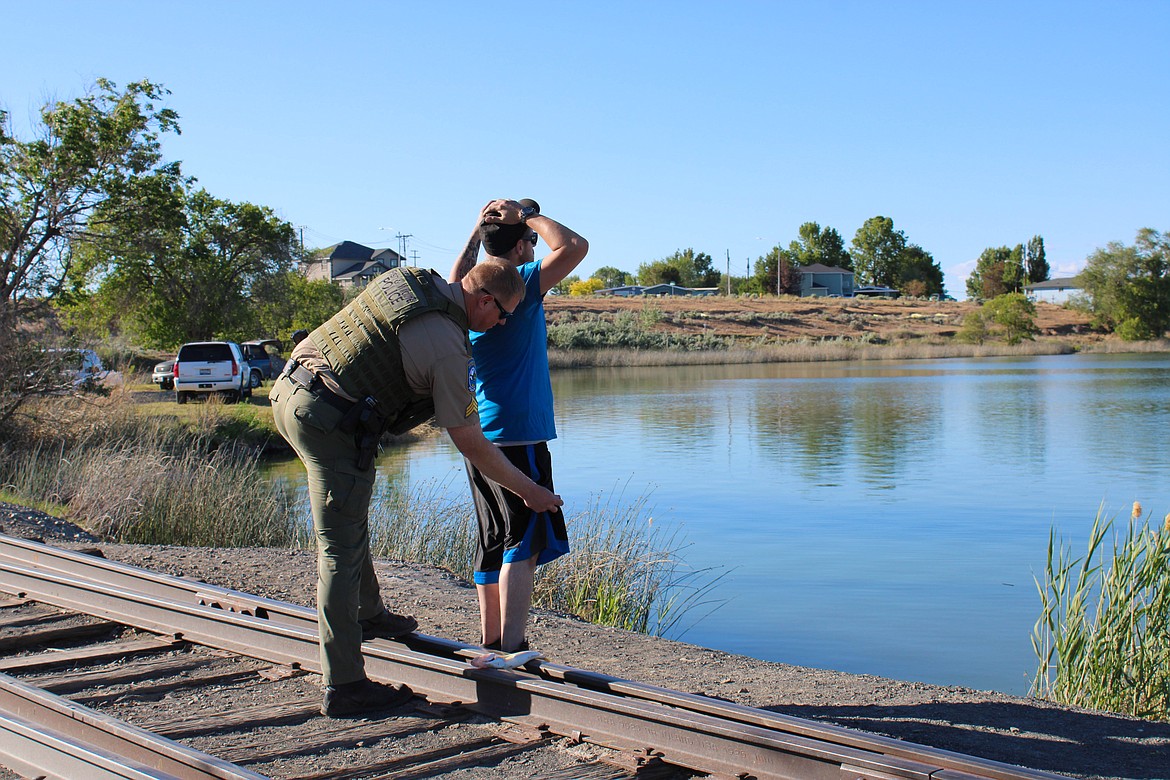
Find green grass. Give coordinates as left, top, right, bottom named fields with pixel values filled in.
left=1031, top=505, right=1170, bottom=720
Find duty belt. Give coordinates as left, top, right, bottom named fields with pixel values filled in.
left=281, top=359, right=385, bottom=471
left=282, top=360, right=353, bottom=415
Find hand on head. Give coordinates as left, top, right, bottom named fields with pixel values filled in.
left=481, top=199, right=523, bottom=225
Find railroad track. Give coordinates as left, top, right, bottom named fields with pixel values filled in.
left=0, top=533, right=1071, bottom=780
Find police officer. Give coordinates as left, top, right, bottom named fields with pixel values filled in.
left=271, top=260, right=562, bottom=718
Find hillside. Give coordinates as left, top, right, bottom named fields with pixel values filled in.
left=544, top=294, right=1097, bottom=346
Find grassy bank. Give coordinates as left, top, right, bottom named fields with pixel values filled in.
left=0, top=389, right=717, bottom=637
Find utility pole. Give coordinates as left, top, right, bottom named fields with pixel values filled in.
left=725, top=249, right=731, bottom=295
left=410, top=250, right=420, bottom=267
left=396, top=233, right=413, bottom=266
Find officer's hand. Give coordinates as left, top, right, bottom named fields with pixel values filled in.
left=523, top=485, right=563, bottom=513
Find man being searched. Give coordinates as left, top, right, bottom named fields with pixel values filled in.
left=448, top=198, right=588, bottom=654
left=271, top=260, right=563, bottom=718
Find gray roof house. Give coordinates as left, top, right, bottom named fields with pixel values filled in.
left=799, top=264, right=855, bottom=298
left=1025, top=277, right=1082, bottom=304
left=303, top=241, right=406, bottom=287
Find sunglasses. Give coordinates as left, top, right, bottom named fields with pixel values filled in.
left=524, top=232, right=538, bottom=246
left=480, top=288, right=514, bottom=320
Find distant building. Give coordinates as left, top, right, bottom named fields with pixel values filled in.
left=597, top=282, right=719, bottom=297
left=1025, top=277, right=1082, bottom=304
left=302, top=241, right=406, bottom=288
left=800, top=264, right=856, bottom=297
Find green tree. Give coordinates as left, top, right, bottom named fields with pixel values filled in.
left=551, top=274, right=579, bottom=296
left=69, top=184, right=297, bottom=348
left=753, top=246, right=802, bottom=295
left=1, top=78, right=180, bottom=426
left=850, top=216, right=907, bottom=287
left=1, top=79, right=181, bottom=312
left=637, top=259, right=681, bottom=285
left=898, top=244, right=945, bottom=297
left=788, top=222, right=852, bottom=270
left=593, top=265, right=633, bottom=288
left=984, top=292, right=1038, bottom=344
left=967, top=246, right=1012, bottom=300
left=250, top=271, right=344, bottom=341
left=637, top=248, right=719, bottom=288
left=1025, top=235, right=1049, bottom=284
left=1079, top=228, right=1170, bottom=340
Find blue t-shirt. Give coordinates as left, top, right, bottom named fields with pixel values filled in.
left=469, top=261, right=556, bottom=443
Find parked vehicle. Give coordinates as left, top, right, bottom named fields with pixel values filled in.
left=45, top=348, right=123, bottom=390
left=152, top=358, right=175, bottom=391
left=240, top=339, right=282, bottom=389
left=173, top=341, right=251, bottom=404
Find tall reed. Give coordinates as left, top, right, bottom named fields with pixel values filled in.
left=0, top=395, right=305, bottom=548
left=1031, top=505, right=1170, bottom=720
left=366, top=480, right=725, bottom=638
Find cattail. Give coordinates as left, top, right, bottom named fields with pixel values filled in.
left=1164, top=513, right=1169, bottom=532
left=1132, top=501, right=1142, bottom=520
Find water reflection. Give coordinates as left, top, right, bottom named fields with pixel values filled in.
left=270, top=352, right=1170, bottom=695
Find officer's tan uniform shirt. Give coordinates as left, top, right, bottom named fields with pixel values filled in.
left=290, top=275, right=479, bottom=430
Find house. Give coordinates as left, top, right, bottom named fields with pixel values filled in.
left=598, top=285, right=646, bottom=297
left=302, top=241, right=406, bottom=287
left=597, top=283, right=717, bottom=297
left=1025, top=277, right=1082, bottom=304
left=799, top=264, right=855, bottom=297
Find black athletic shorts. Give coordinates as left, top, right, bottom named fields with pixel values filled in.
left=465, top=442, right=569, bottom=585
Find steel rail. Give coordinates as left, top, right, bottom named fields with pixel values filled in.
left=0, top=533, right=1036, bottom=777
left=0, top=673, right=269, bottom=780
left=0, top=534, right=1070, bottom=780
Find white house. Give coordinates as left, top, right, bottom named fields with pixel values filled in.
left=1025, top=277, right=1082, bottom=304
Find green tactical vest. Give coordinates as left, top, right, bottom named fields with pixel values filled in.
left=307, top=267, right=469, bottom=434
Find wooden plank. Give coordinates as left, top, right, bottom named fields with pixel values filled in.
left=0, top=597, right=28, bottom=608
left=217, top=714, right=458, bottom=764
left=141, top=698, right=324, bottom=737
left=0, top=607, right=59, bottom=629
left=291, top=736, right=506, bottom=780
left=0, top=620, right=120, bottom=652
left=0, top=635, right=177, bottom=673
left=73, top=667, right=264, bottom=707
left=371, top=738, right=550, bottom=780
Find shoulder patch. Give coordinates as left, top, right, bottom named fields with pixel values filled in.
left=467, top=359, right=478, bottom=394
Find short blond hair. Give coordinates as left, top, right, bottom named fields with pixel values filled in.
left=466, top=260, right=524, bottom=305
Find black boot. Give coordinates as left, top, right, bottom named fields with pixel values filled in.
left=322, top=678, right=413, bottom=718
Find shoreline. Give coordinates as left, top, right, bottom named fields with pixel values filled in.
left=1, top=504, right=1167, bottom=779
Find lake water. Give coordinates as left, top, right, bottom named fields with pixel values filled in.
left=274, top=352, right=1170, bottom=695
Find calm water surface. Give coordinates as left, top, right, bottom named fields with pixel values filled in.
left=276, top=353, right=1170, bottom=695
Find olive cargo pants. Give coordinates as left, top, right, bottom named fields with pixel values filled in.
left=270, top=374, right=386, bottom=685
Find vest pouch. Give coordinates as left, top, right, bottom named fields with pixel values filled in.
left=386, top=398, right=436, bottom=436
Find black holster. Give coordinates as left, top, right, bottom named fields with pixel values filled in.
left=339, top=396, right=384, bottom=471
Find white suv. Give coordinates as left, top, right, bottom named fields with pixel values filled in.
left=173, top=341, right=252, bottom=404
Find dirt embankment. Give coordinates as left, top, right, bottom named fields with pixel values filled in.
left=544, top=295, right=1097, bottom=345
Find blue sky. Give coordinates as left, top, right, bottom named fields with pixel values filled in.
left=4, top=1, right=1167, bottom=297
